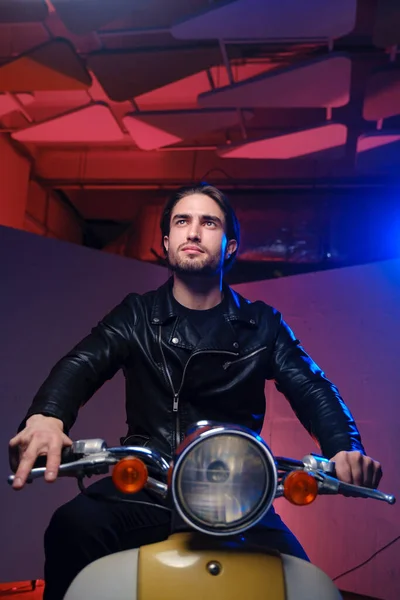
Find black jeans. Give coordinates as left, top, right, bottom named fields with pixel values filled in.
left=43, top=477, right=309, bottom=600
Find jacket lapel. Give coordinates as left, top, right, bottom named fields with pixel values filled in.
left=150, top=277, right=258, bottom=354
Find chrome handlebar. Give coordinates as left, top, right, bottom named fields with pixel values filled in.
left=274, top=473, right=395, bottom=504
left=311, top=472, right=395, bottom=505
left=7, top=440, right=396, bottom=506
left=273, top=453, right=395, bottom=505
left=7, top=442, right=170, bottom=490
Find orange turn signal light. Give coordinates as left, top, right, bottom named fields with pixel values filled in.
left=283, top=471, right=318, bottom=506
left=112, top=457, right=148, bottom=494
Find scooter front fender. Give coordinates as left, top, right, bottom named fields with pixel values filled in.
left=63, top=532, right=342, bottom=600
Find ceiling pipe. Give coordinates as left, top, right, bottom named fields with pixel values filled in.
left=98, top=27, right=170, bottom=38
left=97, top=28, right=327, bottom=49
left=219, top=38, right=248, bottom=141
left=41, top=180, right=400, bottom=191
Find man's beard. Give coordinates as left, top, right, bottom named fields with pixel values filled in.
left=167, top=249, right=223, bottom=277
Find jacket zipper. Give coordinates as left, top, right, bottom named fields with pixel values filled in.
left=158, top=327, right=181, bottom=450
left=158, top=326, right=239, bottom=450
left=174, top=349, right=239, bottom=447
left=222, top=346, right=267, bottom=370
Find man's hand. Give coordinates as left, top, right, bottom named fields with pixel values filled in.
left=9, top=414, right=72, bottom=490
left=331, top=450, right=382, bottom=489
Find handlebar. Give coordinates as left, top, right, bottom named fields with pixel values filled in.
left=7, top=439, right=396, bottom=506
left=312, top=473, right=395, bottom=505
left=7, top=441, right=170, bottom=489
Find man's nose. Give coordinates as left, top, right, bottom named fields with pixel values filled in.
left=187, top=222, right=201, bottom=240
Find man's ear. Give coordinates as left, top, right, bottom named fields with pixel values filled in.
left=163, top=236, right=169, bottom=254
left=225, top=239, right=237, bottom=259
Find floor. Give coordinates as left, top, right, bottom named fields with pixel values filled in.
left=0, top=580, right=382, bottom=599
left=0, top=581, right=44, bottom=599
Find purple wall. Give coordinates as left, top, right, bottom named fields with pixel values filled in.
left=1, top=225, right=399, bottom=599
left=0, top=226, right=167, bottom=581
left=236, top=262, right=400, bottom=600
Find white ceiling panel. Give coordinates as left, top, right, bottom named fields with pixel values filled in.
left=356, top=132, right=400, bottom=173
left=135, top=71, right=211, bottom=111
left=357, top=132, right=400, bottom=153
left=31, top=90, right=91, bottom=107
left=135, top=62, right=273, bottom=111
left=12, top=104, right=124, bottom=143
left=0, top=93, right=34, bottom=117
left=123, top=118, right=181, bottom=150
left=171, top=0, right=357, bottom=41
left=199, top=55, right=351, bottom=109
left=123, top=109, right=252, bottom=150
left=363, top=69, right=400, bottom=121
left=218, top=123, right=347, bottom=159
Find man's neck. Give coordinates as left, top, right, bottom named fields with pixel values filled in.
left=172, top=274, right=223, bottom=310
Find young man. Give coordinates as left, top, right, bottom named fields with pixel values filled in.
left=10, top=183, right=382, bottom=600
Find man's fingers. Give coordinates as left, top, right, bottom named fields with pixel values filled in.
left=331, top=451, right=383, bottom=489
left=372, top=462, right=383, bottom=489
left=62, top=434, right=73, bottom=447
left=9, top=416, right=70, bottom=490
left=334, top=453, right=353, bottom=484
left=45, top=434, right=73, bottom=482
left=347, top=452, right=364, bottom=486
left=12, top=446, right=41, bottom=490
left=44, top=442, right=63, bottom=482
left=11, top=432, right=67, bottom=488
left=9, top=433, right=23, bottom=447
left=361, top=457, right=374, bottom=488
left=351, top=454, right=382, bottom=488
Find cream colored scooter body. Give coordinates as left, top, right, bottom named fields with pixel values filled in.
left=64, top=533, right=342, bottom=600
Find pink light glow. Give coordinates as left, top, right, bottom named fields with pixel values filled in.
left=123, top=116, right=181, bottom=150
left=357, top=134, right=400, bottom=153
left=12, top=104, right=124, bottom=143
left=219, top=124, right=347, bottom=159
left=0, top=93, right=34, bottom=117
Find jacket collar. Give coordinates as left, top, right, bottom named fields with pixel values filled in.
left=150, top=277, right=257, bottom=328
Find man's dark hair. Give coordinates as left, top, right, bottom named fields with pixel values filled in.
left=160, top=182, right=240, bottom=271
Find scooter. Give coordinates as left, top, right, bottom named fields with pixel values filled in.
left=8, top=422, right=396, bottom=600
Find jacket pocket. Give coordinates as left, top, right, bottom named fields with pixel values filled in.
left=222, top=346, right=268, bottom=370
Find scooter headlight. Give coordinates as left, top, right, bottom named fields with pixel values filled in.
left=171, top=424, right=277, bottom=536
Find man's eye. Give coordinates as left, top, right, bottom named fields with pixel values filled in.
left=205, top=221, right=216, bottom=227
left=177, top=219, right=186, bottom=225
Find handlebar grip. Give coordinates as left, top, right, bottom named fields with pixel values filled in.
left=29, top=446, right=79, bottom=469
left=8, top=446, right=19, bottom=473
left=8, top=445, right=80, bottom=473
left=60, top=446, right=79, bottom=463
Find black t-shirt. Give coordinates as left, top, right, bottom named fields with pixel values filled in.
left=171, top=294, right=227, bottom=340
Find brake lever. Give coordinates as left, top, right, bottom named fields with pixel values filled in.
left=7, top=454, right=115, bottom=486
left=318, top=473, right=396, bottom=505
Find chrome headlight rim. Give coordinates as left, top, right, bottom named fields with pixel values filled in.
left=171, top=424, right=277, bottom=536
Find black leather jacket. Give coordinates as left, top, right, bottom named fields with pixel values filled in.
left=22, top=278, right=364, bottom=459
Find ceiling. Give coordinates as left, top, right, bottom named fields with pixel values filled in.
left=1, top=0, right=400, bottom=280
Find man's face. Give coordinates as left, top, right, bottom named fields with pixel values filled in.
left=164, top=193, right=237, bottom=277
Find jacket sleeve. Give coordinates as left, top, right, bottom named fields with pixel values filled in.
left=19, top=295, right=137, bottom=434
left=267, top=311, right=365, bottom=459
